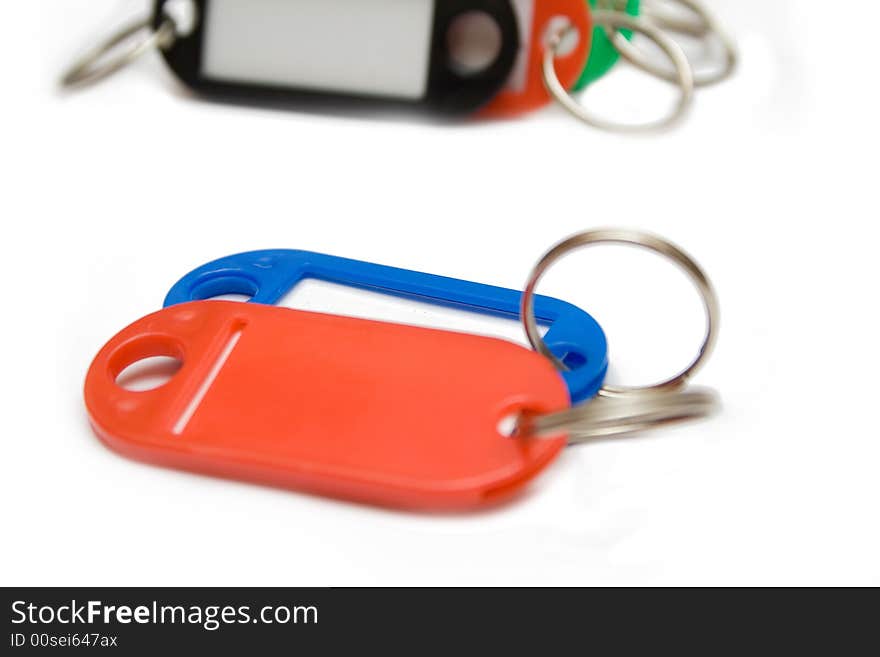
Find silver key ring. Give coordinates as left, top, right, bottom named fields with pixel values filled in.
left=542, top=12, right=694, bottom=133
left=597, top=0, right=707, bottom=36
left=608, top=0, right=738, bottom=88
left=517, top=229, right=721, bottom=443
left=637, top=0, right=710, bottom=38
left=522, top=229, right=719, bottom=393
left=519, top=387, right=720, bottom=442
left=60, top=18, right=176, bottom=89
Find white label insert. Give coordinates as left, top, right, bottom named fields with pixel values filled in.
left=202, top=0, right=436, bottom=100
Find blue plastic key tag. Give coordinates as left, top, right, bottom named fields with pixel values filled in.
left=164, top=250, right=608, bottom=403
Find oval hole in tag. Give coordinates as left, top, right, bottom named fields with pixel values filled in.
left=85, top=302, right=570, bottom=510
left=481, top=0, right=593, bottom=117
left=447, top=11, right=504, bottom=76
left=116, top=356, right=183, bottom=392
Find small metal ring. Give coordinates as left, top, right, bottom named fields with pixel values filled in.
left=518, top=387, right=720, bottom=443
left=542, top=12, right=694, bottom=133
left=637, top=0, right=711, bottom=38
left=60, top=19, right=176, bottom=89
left=596, top=0, right=707, bottom=38
left=521, top=229, right=719, bottom=395
left=518, top=229, right=721, bottom=443
left=609, top=0, right=738, bottom=88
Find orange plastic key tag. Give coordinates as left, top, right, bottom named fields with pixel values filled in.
left=85, top=302, right=569, bottom=510
left=481, top=0, right=592, bottom=117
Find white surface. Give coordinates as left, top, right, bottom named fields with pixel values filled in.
left=203, top=0, right=434, bottom=99
left=2, top=0, right=878, bottom=586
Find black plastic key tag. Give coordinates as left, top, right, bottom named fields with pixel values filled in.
left=62, top=0, right=521, bottom=115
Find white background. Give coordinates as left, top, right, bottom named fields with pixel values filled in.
left=1, top=1, right=878, bottom=586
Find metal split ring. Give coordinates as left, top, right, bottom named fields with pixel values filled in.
left=518, top=229, right=720, bottom=443
left=638, top=0, right=711, bottom=38
left=542, top=12, right=694, bottom=133
left=609, top=0, right=738, bottom=88
left=519, top=387, right=720, bottom=442
left=60, top=18, right=176, bottom=89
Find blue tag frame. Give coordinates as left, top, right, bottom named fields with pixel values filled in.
left=164, top=250, right=608, bottom=402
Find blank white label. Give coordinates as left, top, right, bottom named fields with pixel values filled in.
left=202, top=0, right=435, bottom=100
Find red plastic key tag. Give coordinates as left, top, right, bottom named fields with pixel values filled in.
left=85, top=302, right=569, bottom=510
left=481, top=0, right=592, bottom=117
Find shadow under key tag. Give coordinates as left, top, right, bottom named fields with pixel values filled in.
left=85, top=301, right=570, bottom=510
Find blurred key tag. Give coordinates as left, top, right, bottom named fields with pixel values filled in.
left=85, top=301, right=569, bottom=510
left=481, top=0, right=592, bottom=116
left=152, top=0, right=520, bottom=113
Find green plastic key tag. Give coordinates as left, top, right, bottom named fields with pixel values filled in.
left=574, top=0, right=641, bottom=90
